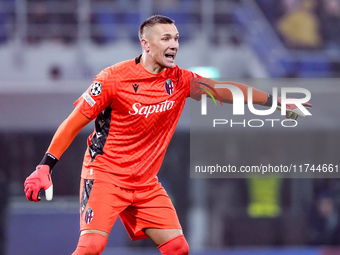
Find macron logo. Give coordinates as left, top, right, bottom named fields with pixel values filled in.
left=129, top=100, right=175, bottom=118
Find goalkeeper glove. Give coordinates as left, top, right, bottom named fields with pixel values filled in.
left=264, top=95, right=312, bottom=120
left=24, top=153, right=58, bottom=202
left=277, top=97, right=312, bottom=120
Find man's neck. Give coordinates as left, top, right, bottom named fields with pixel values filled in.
left=140, top=54, right=164, bottom=74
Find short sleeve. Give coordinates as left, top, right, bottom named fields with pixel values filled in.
left=74, top=67, right=115, bottom=120
left=179, top=68, right=204, bottom=100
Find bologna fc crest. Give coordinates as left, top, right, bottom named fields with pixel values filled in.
left=90, top=82, right=102, bottom=96
left=165, top=79, right=174, bottom=96
left=84, top=208, right=94, bottom=224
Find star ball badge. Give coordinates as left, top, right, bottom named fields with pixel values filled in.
left=165, top=79, right=174, bottom=96
left=90, top=82, right=102, bottom=96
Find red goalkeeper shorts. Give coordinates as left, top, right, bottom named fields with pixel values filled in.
left=79, top=178, right=182, bottom=240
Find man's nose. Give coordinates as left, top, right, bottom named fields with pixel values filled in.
left=170, top=39, right=179, bottom=49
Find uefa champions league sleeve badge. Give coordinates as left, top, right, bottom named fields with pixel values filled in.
left=90, top=82, right=102, bottom=96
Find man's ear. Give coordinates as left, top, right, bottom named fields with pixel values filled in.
left=141, top=38, right=149, bottom=52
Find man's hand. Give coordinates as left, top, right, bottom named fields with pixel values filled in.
left=24, top=165, right=53, bottom=202
left=277, top=98, right=312, bottom=120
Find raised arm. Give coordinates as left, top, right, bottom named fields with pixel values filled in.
left=192, top=78, right=268, bottom=105
left=213, top=80, right=268, bottom=105
left=191, top=78, right=311, bottom=119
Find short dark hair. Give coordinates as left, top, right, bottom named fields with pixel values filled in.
left=138, top=15, right=175, bottom=40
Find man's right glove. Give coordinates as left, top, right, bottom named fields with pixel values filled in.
left=24, top=153, right=58, bottom=202
left=24, top=165, right=53, bottom=202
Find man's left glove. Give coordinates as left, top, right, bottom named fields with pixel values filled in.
left=24, top=165, right=53, bottom=202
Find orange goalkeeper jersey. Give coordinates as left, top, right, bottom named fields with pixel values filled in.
left=74, top=55, right=201, bottom=189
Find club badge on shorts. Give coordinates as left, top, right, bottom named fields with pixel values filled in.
left=90, top=82, right=102, bottom=96
left=165, top=79, right=174, bottom=96
left=84, top=208, right=94, bottom=224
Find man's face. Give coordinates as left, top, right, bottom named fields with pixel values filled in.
left=143, top=23, right=179, bottom=69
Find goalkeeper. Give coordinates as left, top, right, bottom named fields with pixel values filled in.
left=24, top=15, right=311, bottom=255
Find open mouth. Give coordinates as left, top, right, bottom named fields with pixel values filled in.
left=165, top=53, right=175, bottom=60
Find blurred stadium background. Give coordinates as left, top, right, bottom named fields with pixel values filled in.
left=1, top=0, right=340, bottom=254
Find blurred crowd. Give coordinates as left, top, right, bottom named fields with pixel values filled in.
left=0, top=0, right=201, bottom=45
left=257, top=0, right=340, bottom=50
left=1, top=0, right=339, bottom=49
